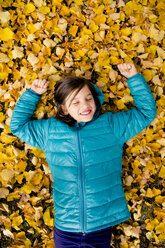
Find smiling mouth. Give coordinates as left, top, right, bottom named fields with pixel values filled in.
left=80, top=110, right=92, bottom=116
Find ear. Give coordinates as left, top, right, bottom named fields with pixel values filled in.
left=61, top=104, right=69, bottom=115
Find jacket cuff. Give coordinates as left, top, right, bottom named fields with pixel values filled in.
left=28, top=88, right=41, bottom=96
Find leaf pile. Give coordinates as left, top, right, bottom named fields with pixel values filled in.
left=0, top=0, right=165, bottom=247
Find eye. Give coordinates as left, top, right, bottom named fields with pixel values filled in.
left=86, top=98, right=93, bottom=101
left=73, top=101, right=79, bottom=105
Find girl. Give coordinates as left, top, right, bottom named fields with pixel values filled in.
left=10, top=63, right=157, bottom=248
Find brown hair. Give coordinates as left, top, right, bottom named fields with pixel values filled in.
left=54, top=76, right=102, bottom=126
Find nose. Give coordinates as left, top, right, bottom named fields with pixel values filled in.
left=81, top=100, right=90, bottom=108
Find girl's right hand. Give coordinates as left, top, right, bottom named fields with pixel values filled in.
left=31, top=79, right=49, bottom=95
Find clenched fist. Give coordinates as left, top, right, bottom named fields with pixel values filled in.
left=31, top=79, right=49, bottom=95
left=117, top=63, right=138, bottom=78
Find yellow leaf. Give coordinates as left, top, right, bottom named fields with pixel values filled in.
left=155, top=195, right=165, bottom=204
left=125, top=175, right=134, bottom=186
left=0, top=145, right=15, bottom=163
left=56, top=47, right=65, bottom=58
left=121, top=28, right=131, bottom=36
left=158, top=233, right=165, bottom=242
left=119, top=49, right=127, bottom=59
left=12, top=216, right=23, bottom=230
left=146, top=188, right=154, bottom=198
left=157, top=47, right=165, bottom=59
left=27, top=23, right=37, bottom=33
left=12, top=46, right=24, bottom=59
left=15, top=231, right=26, bottom=240
left=154, top=209, right=165, bottom=220
left=89, top=21, right=99, bottom=33
left=110, top=56, right=120, bottom=65
left=155, top=223, right=165, bottom=234
left=104, top=93, right=109, bottom=103
left=33, top=0, right=44, bottom=7
left=29, top=196, right=42, bottom=205
left=123, top=226, right=140, bottom=238
left=15, top=231, right=32, bottom=246
left=159, top=165, right=165, bottom=179
left=0, top=112, right=5, bottom=122
left=132, top=32, right=147, bottom=44
left=0, top=133, right=17, bottom=144
left=143, top=69, right=153, bottom=82
left=132, top=158, right=141, bottom=174
left=0, top=53, right=10, bottom=63
left=94, top=31, right=105, bottom=41
left=0, top=10, right=10, bottom=26
left=148, top=143, right=161, bottom=151
left=40, top=6, right=50, bottom=15
left=145, top=201, right=151, bottom=207
left=69, top=25, right=78, bottom=37
left=43, top=38, right=56, bottom=48
left=148, top=45, right=157, bottom=55
left=131, top=145, right=141, bottom=155
left=123, top=1, right=143, bottom=16
left=0, top=169, right=14, bottom=182
left=149, top=24, right=165, bottom=42
left=145, top=218, right=159, bottom=231
left=24, top=3, right=36, bottom=14
left=145, top=161, right=155, bottom=174
left=32, top=43, right=41, bottom=54
left=134, top=159, right=140, bottom=166
left=15, top=174, right=24, bottom=184
left=109, top=68, right=118, bottom=83
left=53, top=26, right=63, bottom=34
left=30, top=171, right=43, bottom=185
left=152, top=187, right=161, bottom=196
left=20, top=37, right=27, bottom=45
left=77, top=50, right=85, bottom=57
left=46, top=240, right=56, bottom=248
left=93, top=15, right=106, bottom=25
left=52, top=0, right=63, bottom=5
left=157, top=138, right=165, bottom=146
left=109, top=13, right=120, bottom=21
left=60, top=6, right=70, bottom=16
left=74, top=0, right=84, bottom=5
left=110, top=85, right=117, bottom=93
left=0, top=187, right=9, bottom=198
left=21, top=183, right=35, bottom=194
left=43, top=208, right=54, bottom=226
left=0, top=27, right=14, bottom=41
left=116, top=99, right=126, bottom=110
left=149, top=14, right=158, bottom=23
left=27, top=53, right=39, bottom=66
left=98, top=52, right=110, bottom=66
left=7, top=191, right=21, bottom=201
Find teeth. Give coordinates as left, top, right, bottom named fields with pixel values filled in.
left=81, top=110, right=91, bottom=115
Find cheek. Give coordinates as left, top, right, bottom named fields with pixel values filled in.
left=92, top=101, right=96, bottom=109
left=69, top=107, right=78, bottom=115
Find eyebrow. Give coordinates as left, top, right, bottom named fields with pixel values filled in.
left=69, top=93, right=92, bottom=107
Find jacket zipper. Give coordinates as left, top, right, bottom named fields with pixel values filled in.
left=77, top=125, right=86, bottom=234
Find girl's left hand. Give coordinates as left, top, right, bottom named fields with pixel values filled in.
left=117, top=63, right=138, bottom=78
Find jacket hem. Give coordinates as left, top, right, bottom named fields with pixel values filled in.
left=54, top=214, right=131, bottom=233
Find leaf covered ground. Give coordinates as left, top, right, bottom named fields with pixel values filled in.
left=0, top=0, right=165, bottom=247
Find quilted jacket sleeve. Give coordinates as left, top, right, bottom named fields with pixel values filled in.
left=9, top=88, right=48, bottom=150
left=108, top=73, right=157, bottom=144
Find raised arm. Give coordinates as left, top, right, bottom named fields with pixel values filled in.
left=9, top=80, right=50, bottom=150
left=108, top=63, right=157, bottom=144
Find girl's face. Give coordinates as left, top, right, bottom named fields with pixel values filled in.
left=61, top=85, right=96, bottom=123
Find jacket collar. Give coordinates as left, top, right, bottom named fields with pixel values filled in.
left=74, top=83, right=104, bottom=128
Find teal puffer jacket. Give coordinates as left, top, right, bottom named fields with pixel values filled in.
left=10, top=73, right=157, bottom=233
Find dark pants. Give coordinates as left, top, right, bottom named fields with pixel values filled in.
left=53, top=226, right=113, bottom=248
